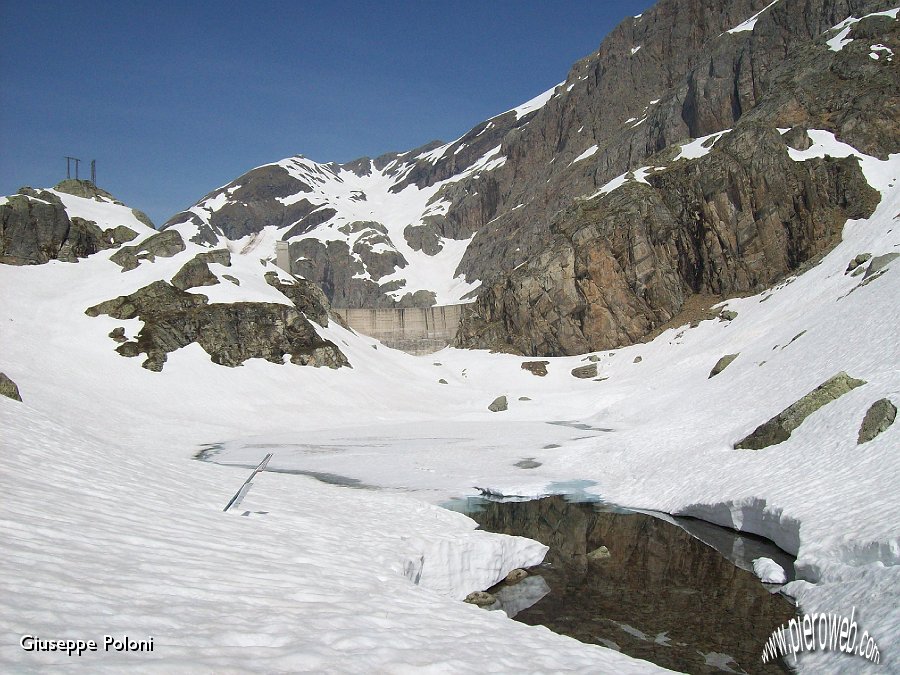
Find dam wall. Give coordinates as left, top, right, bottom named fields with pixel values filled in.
left=276, top=241, right=466, bottom=355
left=332, top=305, right=466, bottom=355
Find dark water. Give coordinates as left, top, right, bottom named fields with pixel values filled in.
left=455, top=496, right=797, bottom=674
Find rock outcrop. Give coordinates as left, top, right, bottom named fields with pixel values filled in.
left=0, top=185, right=139, bottom=265
left=110, top=230, right=186, bottom=271
left=85, top=276, right=348, bottom=372
left=735, top=372, right=866, bottom=449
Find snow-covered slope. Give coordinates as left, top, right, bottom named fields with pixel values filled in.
left=2, top=129, right=899, bottom=672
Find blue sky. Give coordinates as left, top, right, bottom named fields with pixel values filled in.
left=1, top=1, right=652, bottom=226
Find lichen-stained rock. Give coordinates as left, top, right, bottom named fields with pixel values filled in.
left=735, top=372, right=866, bottom=450
left=0, top=372, right=22, bottom=401
left=488, top=395, right=508, bottom=412
left=171, top=249, right=232, bottom=291
left=85, top=280, right=348, bottom=372
left=857, top=398, right=897, bottom=445
left=571, top=363, right=598, bottom=379
left=110, top=230, right=186, bottom=271
left=709, top=354, right=739, bottom=378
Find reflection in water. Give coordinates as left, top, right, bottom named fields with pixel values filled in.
left=466, top=496, right=796, bottom=675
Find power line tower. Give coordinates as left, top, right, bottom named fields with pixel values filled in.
left=91, top=160, right=96, bottom=184
left=65, top=156, right=81, bottom=180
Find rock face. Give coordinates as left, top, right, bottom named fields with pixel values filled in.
left=0, top=373, right=22, bottom=401
left=0, top=185, right=139, bottom=265
left=735, top=372, right=866, bottom=449
left=85, top=275, right=348, bottom=372
left=857, top=398, right=897, bottom=444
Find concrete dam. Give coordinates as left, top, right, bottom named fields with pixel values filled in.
left=332, top=305, right=466, bottom=355
left=276, top=241, right=466, bottom=355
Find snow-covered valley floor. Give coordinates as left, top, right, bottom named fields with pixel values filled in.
left=2, top=137, right=899, bottom=673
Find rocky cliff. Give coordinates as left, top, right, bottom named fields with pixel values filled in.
left=163, top=0, right=898, bottom=355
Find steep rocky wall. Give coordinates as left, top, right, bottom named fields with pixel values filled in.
left=455, top=3, right=896, bottom=355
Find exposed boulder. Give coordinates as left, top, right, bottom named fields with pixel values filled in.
left=857, top=398, right=897, bottom=444
left=846, top=253, right=872, bottom=273
left=488, top=395, right=508, bottom=412
left=709, top=354, right=739, bottom=378
left=110, top=230, right=186, bottom=271
left=0, top=373, right=22, bottom=401
left=571, top=363, right=598, bottom=379
left=521, top=360, right=549, bottom=377
left=735, top=372, right=866, bottom=449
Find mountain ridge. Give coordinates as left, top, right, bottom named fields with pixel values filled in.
left=156, top=0, right=898, bottom=357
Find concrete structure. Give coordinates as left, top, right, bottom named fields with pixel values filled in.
left=332, top=305, right=466, bottom=355
left=275, top=240, right=466, bottom=355
left=276, top=241, right=291, bottom=274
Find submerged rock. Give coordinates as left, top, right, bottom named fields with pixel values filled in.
left=857, top=398, right=897, bottom=445
left=709, top=353, right=739, bottom=378
left=735, top=372, right=866, bottom=450
left=587, top=545, right=611, bottom=561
